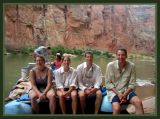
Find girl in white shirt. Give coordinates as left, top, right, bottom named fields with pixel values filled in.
left=55, top=54, right=78, bottom=114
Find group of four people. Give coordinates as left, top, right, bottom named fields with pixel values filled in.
left=29, top=48, right=144, bottom=115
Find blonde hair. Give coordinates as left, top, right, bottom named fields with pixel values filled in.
left=62, top=53, right=71, bottom=62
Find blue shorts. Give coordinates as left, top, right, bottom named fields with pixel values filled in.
left=111, top=91, right=137, bottom=103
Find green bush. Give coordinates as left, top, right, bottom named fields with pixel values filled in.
left=51, top=45, right=65, bottom=55
left=65, top=48, right=74, bottom=54
left=10, top=45, right=112, bottom=59
left=52, top=45, right=112, bottom=58
left=73, top=48, right=83, bottom=55
left=102, top=51, right=113, bottom=58
left=51, top=45, right=84, bottom=56
left=20, top=47, right=34, bottom=55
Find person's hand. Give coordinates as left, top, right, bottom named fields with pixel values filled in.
left=120, top=97, right=127, bottom=104
left=64, top=91, right=71, bottom=98
left=90, top=88, right=97, bottom=95
left=84, top=88, right=92, bottom=96
left=117, top=92, right=124, bottom=100
left=39, top=92, right=46, bottom=101
left=117, top=93, right=127, bottom=104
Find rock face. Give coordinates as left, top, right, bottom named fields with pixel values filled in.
left=4, top=4, right=155, bottom=55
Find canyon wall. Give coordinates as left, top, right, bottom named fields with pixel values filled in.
left=4, top=4, right=155, bottom=55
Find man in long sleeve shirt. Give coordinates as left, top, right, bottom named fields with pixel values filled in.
left=105, top=48, right=144, bottom=115
left=77, top=51, right=102, bottom=114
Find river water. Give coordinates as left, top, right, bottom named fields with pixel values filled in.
left=4, top=54, right=156, bottom=100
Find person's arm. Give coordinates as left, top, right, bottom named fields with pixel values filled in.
left=64, top=86, right=75, bottom=97
left=65, top=69, right=77, bottom=96
left=69, top=69, right=78, bottom=89
left=55, top=69, right=66, bottom=96
left=77, top=65, right=87, bottom=91
left=123, top=88, right=133, bottom=97
left=55, top=69, right=64, bottom=89
left=93, top=66, right=103, bottom=90
left=90, top=88, right=98, bottom=95
left=128, top=64, right=136, bottom=90
left=105, top=63, right=115, bottom=90
left=43, top=68, right=53, bottom=95
left=111, top=88, right=124, bottom=101
left=123, top=64, right=136, bottom=98
left=87, top=67, right=102, bottom=95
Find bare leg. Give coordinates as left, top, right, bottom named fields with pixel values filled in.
left=71, top=90, right=77, bottom=114
left=130, top=96, right=144, bottom=114
left=46, top=89, right=56, bottom=114
left=79, top=90, right=86, bottom=114
left=112, top=102, right=121, bottom=115
left=94, top=90, right=102, bottom=114
left=57, top=90, right=66, bottom=114
left=29, top=90, right=39, bottom=113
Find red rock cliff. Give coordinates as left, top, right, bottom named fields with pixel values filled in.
left=4, top=4, right=155, bottom=55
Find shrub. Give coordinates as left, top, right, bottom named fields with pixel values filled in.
left=20, top=47, right=34, bottom=55
left=51, top=45, right=65, bottom=55
left=102, top=51, right=113, bottom=58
